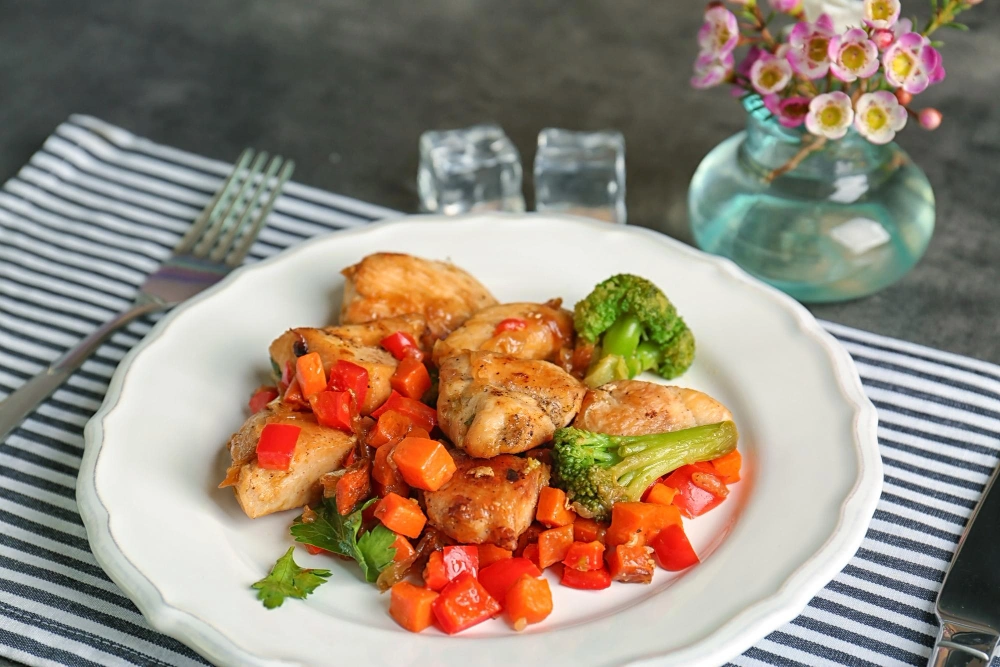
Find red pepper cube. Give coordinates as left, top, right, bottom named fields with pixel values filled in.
left=370, top=391, right=437, bottom=432
left=442, top=545, right=479, bottom=580
left=327, top=360, right=370, bottom=413
left=560, top=565, right=612, bottom=590
left=255, top=423, right=301, bottom=470
left=310, top=390, right=354, bottom=432
left=381, top=331, right=423, bottom=362
left=477, top=557, right=541, bottom=609
left=652, top=523, right=700, bottom=571
left=665, top=464, right=728, bottom=518
left=423, top=551, right=450, bottom=591
left=248, top=386, right=279, bottom=414
left=431, top=572, right=500, bottom=634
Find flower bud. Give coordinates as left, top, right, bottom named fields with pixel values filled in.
left=894, top=89, right=913, bottom=106
left=919, top=108, right=943, bottom=130
left=707, top=1, right=725, bottom=8
left=967, top=0, right=983, bottom=5
left=873, top=29, right=895, bottom=50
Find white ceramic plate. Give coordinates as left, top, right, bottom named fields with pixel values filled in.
left=78, top=213, right=881, bottom=667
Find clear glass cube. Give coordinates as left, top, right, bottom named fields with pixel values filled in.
left=534, top=129, right=626, bottom=224
left=418, top=124, right=525, bottom=215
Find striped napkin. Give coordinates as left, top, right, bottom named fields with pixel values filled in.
left=0, top=116, right=997, bottom=667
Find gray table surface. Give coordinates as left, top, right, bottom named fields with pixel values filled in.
left=3, top=1, right=998, bottom=367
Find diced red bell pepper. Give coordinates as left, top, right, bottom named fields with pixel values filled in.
left=477, top=557, right=542, bottom=608
left=381, top=331, right=424, bottom=362
left=560, top=565, right=612, bottom=590
left=279, top=360, right=295, bottom=391
left=282, top=377, right=307, bottom=409
left=442, top=545, right=479, bottom=581
left=303, top=544, right=332, bottom=556
left=432, top=572, right=501, bottom=634
left=424, top=551, right=450, bottom=591
left=493, top=318, right=528, bottom=336
left=652, top=523, right=700, bottom=571
left=370, top=391, right=437, bottom=432
left=327, top=360, right=369, bottom=412
left=390, top=354, right=432, bottom=400
left=665, top=463, right=728, bottom=518
left=255, top=423, right=301, bottom=470
left=295, top=352, right=327, bottom=399
left=310, top=390, right=355, bottom=432
left=248, top=386, right=279, bottom=414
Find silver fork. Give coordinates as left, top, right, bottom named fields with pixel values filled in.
left=0, top=149, right=295, bottom=443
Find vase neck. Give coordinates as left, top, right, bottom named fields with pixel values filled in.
left=740, top=110, right=893, bottom=180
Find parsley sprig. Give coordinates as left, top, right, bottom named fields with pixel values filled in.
left=251, top=547, right=331, bottom=609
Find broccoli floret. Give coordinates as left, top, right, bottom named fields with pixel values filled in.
left=551, top=421, right=738, bottom=521
left=574, top=274, right=695, bottom=387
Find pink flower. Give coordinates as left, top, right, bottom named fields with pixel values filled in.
left=787, top=14, right=837, bottom=79
left=697, top=6, right=740, bottom=57
left=863, top=0, right=900, bottom=29
left=764, top=94, right=812, bottom=127
left=806, top=91, right=854, bottom=139
left=919, top=108, right=943, bottom=130
left=854, top=91, right=907, bottom=144
left=750, top=52, right=793, bottom=95
left=691, top=51, right=735, bottom=89
left=737, top=46, right=765, bottom=80
left=828, top=28, right=879, bottom=81
left=883, top=32, right=943, bottom=94
left=770, top=0, right=802, bottom=12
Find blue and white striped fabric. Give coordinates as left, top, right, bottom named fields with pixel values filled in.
left=0, top=116, right=996, bottom=667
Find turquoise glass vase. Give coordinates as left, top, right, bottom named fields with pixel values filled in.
left=688, top=97, right=935, bottom=303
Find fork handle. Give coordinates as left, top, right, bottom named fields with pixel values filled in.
left=0, top=300, right=166, bottom=443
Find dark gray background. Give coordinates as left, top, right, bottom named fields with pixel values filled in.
left=1, top=1, right=998, bottom=364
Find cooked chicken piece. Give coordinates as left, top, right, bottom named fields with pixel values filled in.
left=269, top=315, right=426, bottom=415
left=431, top=300, right=575, bottom=367
left=340, top=253, right=497, bottom=342
left=424, top=452, right=550, bottom=550
left=220, top=405, right=355, bottom=519
left=437, top=351, right=587, bottom=458
left=573, top=380, right=733, bottom=436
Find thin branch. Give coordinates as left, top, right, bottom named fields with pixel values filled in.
left=764, top=136, right=828, bottom=183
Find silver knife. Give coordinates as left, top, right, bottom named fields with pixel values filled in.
left=931, top=461, right=1000, bottom=666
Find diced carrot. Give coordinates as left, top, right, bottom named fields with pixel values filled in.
left=303, top=544, right=332, bottom=556
left=505, top=574, right=552, bottom=630
left=374, top=492, right=427, bottom=539
left=607, top=544, right=655, bottom=584
left=522, top=543, right=540, bottom=569
left=389, top=582, right=438, bottom=633
left=282, top=377, right=307, bottom=409
left=370, top=391, right=437, bottom=432
left=515, top=523, right=545, bottom=557
left=605, top=502, right=683, bottom=548
left=367, top=410, right=413, bottom=448
left=537, top=524, right=575, bottom=569
left=478, top=544, right=513, bottom=567
left=711, top=449, right=743, bottom=484
left=372, top=442, right=411, bottom=497
left=335, top=460, right=371, bottom=515
left=645, top=483, right=678, bottom=507
left=390, top=355, right=432, bottom=400
left=295, top=352, right=327, bottom=399
left=423, top=551, right=449, bottom=591
left=573, top=517, right=607, bottom=544
left=392, top=437, right=456, bottom=491
left=391, top=534, right=415, bottom=563
left=562, top=541, right=605, bottom=571
left=535, top=487, right=576, bottom=528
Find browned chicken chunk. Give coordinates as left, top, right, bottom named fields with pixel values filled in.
left=340, top=253, right=497, bottom=342
left=574, top=380, right=733, bottom=436
left=220, top=405, right=355, bottom=519
left=268, top=315, right=426, bottom=415
left=424, top=453, right=551, bottom=550
left=431, top=300, right=575, bottom=367
left=437, top=351, right=587, bottom=458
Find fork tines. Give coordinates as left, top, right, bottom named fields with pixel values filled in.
left=175, top=149, right=295, bottom=267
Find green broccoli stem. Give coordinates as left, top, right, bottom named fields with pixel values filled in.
left=602, top=313, right=642, bottom=360
left=608, top=421, right=739, bottom=501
